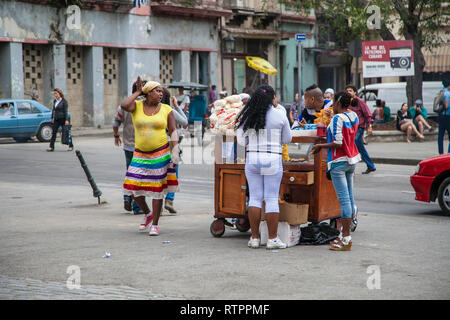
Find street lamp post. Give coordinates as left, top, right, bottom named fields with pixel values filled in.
left=223, top=34, right=235, bottom=53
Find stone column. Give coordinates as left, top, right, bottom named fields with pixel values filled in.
left=43, top=44, right=66, bottom=107
left=208, top=51, right=218, bottom=88
left=0, top=42, right=24, bottom=99
left=174, top=50, right=191, bottom=82
left=119, top=48, right=160, bottom=97
left=83, top=46, right=104, bottom=127
left=190, top=51, right=199, bottom=83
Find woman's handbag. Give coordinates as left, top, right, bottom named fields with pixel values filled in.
left=61, top=124, right=72, bottom=145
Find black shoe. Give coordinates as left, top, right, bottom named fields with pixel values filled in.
left=362, top=168, right=376, bottom=174
left=124, top=199, right=132, bottom=212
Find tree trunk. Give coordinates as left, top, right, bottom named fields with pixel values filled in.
left=404, top=23, right=425, bottom=107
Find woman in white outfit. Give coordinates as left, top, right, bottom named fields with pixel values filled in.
left=236, top=85, right=292, bottom=249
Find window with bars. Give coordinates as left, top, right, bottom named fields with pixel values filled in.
left=103, top=47, right=119, bottom=86
left=66, top=45, right=83, bottom=85
left=22, top=44, right=44, bottom=96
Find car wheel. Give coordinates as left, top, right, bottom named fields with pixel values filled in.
left=437, top=177, right=450, bottom=216
left=36, top=123, right=53, bottom=142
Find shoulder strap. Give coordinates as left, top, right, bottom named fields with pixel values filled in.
left=342, top=112, right=353, bottom=124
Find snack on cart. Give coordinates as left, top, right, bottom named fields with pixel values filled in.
left=313, top=108, right=333, bottom=126
left=314, top=109, right=332, bottom=136
left=209, top=94, right=244, bottom=136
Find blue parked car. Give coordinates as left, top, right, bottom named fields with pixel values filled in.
left=0, top=99, right=53, bottom=142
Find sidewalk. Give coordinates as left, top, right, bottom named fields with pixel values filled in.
left=70, top=127, right=446, bottom=166
left=366, top=139, right=442, bottom=165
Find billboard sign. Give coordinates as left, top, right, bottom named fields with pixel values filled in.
left=362, top=40, right=414, bottom=78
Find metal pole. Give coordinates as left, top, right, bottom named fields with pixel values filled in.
left=297, top=41, right=302, bottom=106
left=75, top=150, right=102, bottom=204
left=355, top=56, right=359, bottom=89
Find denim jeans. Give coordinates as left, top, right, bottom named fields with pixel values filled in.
left=330, top=163, right=356, bottom=219
left=165, top=165, right=179, bottom=201
left=355, top=127, right=375, bottom=170
left=438, top=115, right=450, bottom=154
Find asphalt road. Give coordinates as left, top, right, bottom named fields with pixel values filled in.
left=0, top=135, right=440, bottom=217
left=0, top=136, right=449, bottom=300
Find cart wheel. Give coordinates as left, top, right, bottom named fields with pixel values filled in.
left=210, top=219, right=225, bottom=238
left=235, top=218, right=250, bottom=232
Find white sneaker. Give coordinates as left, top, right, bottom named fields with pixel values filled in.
left=247, top=237, right=260, bottom=249
left=266, top=237, right=287, bottom=249
left=149, top=225, right=159, bottom=236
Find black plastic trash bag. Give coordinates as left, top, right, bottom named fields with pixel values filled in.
left=298, top=222, right=340, bottom=245
left=61, top=125, right=72, bottom=145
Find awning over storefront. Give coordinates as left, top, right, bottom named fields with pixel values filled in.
left=423, top=45, right=450, bottom=73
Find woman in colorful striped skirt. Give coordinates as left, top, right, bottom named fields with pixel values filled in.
left=120, top=77, right=179, bottom=236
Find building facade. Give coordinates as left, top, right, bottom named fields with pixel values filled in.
left=219, top=0, right=319, bottom=103
left=0, top=0, right=324, bottom=127
left=0, top=0, right=229, bottom=127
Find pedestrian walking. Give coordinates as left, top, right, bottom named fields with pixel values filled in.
left=311, top=91, right=361, bottom=251
left=121, top=77, right=179, bottom=236
left=345, top=84, right=376, bottom=174
left=112, top=80, right=146, bottom=214
left=235, top=85, right=292, bottom=250
left=161, top=87, right=188, bottom=214
left=47, top=88, right=73, bottom=152
left=438, top=78, right=450, bottom=154
left=209, top=85, right=217, bottom=105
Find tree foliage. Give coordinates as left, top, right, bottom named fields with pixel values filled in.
left=277, top=0, right=448, bottom=103
left=278, top=0, right=447, bottom=50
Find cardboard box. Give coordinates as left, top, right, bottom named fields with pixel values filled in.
left=261, top=201, right=309, bottom=225
left=259, top=221, right=301, bottom=248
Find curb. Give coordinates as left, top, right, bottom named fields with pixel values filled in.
left=369, top=130, right=437, bottom=143
left=371, top=157, right=421, bottom=166
left=71, top=129, right=113, bottom=138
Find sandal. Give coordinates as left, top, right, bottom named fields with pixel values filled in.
left=46, top=148, right=54, bottom=152
left=331, top=235, right=343, bottom=245
left=329, top=238, right=352, bottom=251
left=67, top=147, right=73, bottom=151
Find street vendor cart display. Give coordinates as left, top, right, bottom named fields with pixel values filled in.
left=208, top=96, right=341, bottom=238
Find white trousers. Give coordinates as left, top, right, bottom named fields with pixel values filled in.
left=245, top=153, right=283, bottom=213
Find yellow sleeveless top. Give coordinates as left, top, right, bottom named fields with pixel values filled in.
left=132, top=101, right=172, bottom=152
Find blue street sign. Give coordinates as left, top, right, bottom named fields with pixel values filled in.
left=296, top=33, right=306, bottom=41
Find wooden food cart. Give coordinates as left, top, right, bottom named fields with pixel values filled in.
left=210, top=133, right=341, bottom=237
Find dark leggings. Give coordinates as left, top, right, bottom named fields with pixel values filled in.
left=49, top=118, right=73, bottom=149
